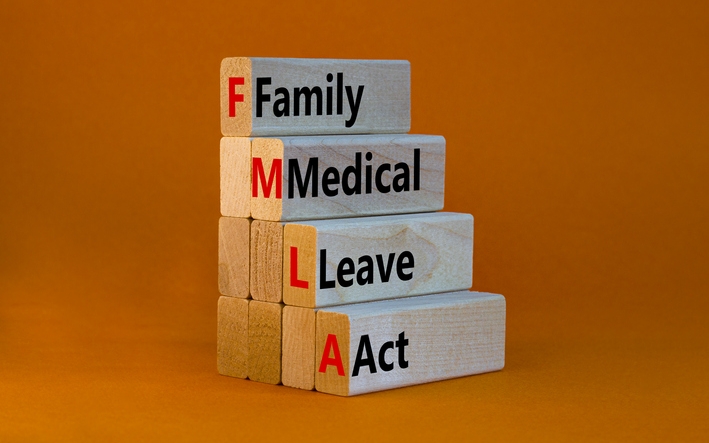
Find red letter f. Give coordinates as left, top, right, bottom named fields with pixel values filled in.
left=229, top=77, right=245, bottom=117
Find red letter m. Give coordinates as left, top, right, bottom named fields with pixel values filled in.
left=252, top=158, right=282, bottom=199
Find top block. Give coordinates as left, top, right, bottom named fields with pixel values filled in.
left=220, top=57, right=411, bottom=136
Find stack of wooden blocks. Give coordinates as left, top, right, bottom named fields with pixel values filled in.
left=217, top=57, right=506, bottom=396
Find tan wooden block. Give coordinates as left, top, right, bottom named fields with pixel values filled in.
left=248, top=134, right=445, bottom=221
left=250, top=220, right=283, bottom=302
left=248, top=300, right=283, bottom=384
left=283, top=212, right=473, bottom=308
left=282, top=306, right=317, bottom=390
left=220, top=137, right=251, bottom=217
left=315, top=291, right=506, bottom=396
left=282, top=306, right=316, bottom=390
left=220, top=57, right=410, bottom=136
left=218, top=217, right=250, bottom=298
left=217, top=296, right=249, bottom=379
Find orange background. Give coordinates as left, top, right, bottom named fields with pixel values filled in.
left=1, top=0, right=708, bottom=441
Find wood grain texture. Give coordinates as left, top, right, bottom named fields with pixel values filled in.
left=218, top=217, right=250, bottom=298
left=315, top=291, right=506, bottom=396
left=283, top=212, right=473, bottom=308
left=247, top=301, right=282, bottom=384
left=250, top=220, right=283, bottom=302
left=217, top=296, right=249, bottom=379
left=220, top=57, right=410, bottom=136
left=220, top=57, right=252, bottom=138
left=250, top=134, right=445, bottom=221
left=282, top=306, right=316, bottom=390
left=220, top=137, right=251, bottom=217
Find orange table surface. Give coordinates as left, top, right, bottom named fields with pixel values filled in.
left=2, top=1, right=708, bottom=441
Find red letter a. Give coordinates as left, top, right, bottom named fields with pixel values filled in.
left=318, top=334, right=345, bottom=376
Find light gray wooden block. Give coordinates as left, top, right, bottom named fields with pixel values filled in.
left=283, top=212, right=473, bottom=308
left=217, top=296, right=249, bottom=379
left=248, top=134, right=445, bottom=221
left=315, top=291, right=506, bottom=396
left=220, top=57, right=410, bottom=136
left=218, top=217, right=250, bottom=298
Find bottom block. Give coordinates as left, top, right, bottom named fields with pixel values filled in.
left=282, top=306, right=317, bottom=390
left=217, top=296, right=249, bottom=379
left=248, top=300, right=283, bottom=384
left=315, top=291, right=506, bottom=396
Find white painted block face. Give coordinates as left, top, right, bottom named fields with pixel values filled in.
left=246, top=134, right=445, bottom=221
left=283, top=212, right=473, bottom=308
left=315, top=291, right=506, bottom=396
left=221, top=134, right=444, bottom=221
left=221, top=57, right=410, bottom=136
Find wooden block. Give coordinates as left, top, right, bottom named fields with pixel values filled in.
left=218, top=217, right=250, bottom=297
left=248, top=300, right=282, bottom=384
left=220, top=137, right=251, bottom=218
left=250, top=220, right=284, bottom=302
left=249, top=134, right=445, bottom=221
left=283, top=212, right=473, bottom=308
left=282, top=306, right=317, bottom=390
left=220, top=57, right=410, bottom=136
left=315, top=291, right=506, bottom=396
left=217, top=296, right=249, bottom=379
